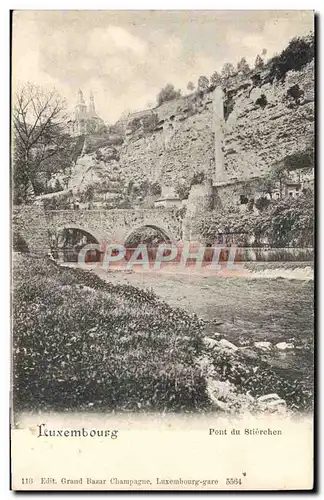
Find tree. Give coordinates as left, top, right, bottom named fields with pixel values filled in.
left=221, top=62, right=235, bottom=78
left=264, top=193, right=314, bottom=247
left=13, top=83, right=68, bottom=204
left=210, top=71, right=221, bottom=86
left=156, top=84, right=181, bottom=106
left=237, top=57, right=250, bottom=75
left=150, top=181, right=162, bottom=196
left=175, top=181, right=191, bottom=201
left=187, top=81, right=195, bottom=91
left=272, top=164, right=289, bottom=199
left=197, top=75, right=209, bottom=91
left=259, top=164, right=289, bottom=200
left=258, top=176, right=276, bottom=199
left=54, top=179, right=63, bottom=192
left=267, top=34, right=314, bottom=82
left=83, top=184, right=95, bottom=202
left=255, top=196, right=271, bottom=212
left=255, top=54, right=264, bottom=70
left=191, top=171, right=205, bottom=186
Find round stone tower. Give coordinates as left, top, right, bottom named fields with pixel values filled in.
left=182, top=177, right=214, bottom=241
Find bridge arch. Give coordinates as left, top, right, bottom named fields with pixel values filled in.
left=123, top=223, right=175, bottom=247
left=52, top=225, right=103, bottom=245
left=52, top=226, right=102, bottom=262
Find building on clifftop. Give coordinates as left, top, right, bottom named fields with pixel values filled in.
left=68, top=90, right=105, bottom=137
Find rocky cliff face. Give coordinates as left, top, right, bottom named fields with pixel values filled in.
left=119, top=92, right=215, bottom=190
left=224, top=60, right=314, bottom=182
left=65, top=58, right=314, bottom=201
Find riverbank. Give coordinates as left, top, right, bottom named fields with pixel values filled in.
left=80, top=263, right=314, bottom=384
left=13, top=255, right=314, bottom=413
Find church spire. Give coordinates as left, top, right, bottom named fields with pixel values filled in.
left=89, top=91, right=95, bottom=113
left=77, top=89, right=85, bottom=105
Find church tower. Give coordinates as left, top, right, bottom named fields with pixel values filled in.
left=88, top=91, right=96, bottom=117
left=69, top=89, right=104, bottom=137
left=75, top=89, right=87, bottom=121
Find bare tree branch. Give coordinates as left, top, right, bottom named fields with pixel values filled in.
left=13, top=82, right=68, bottom=203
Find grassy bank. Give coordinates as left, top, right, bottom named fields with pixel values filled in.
left=12, top=255, right=314, bottom=414
left=13, top=255, right=209, bottom=412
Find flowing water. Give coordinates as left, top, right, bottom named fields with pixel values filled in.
left=65, top=262, right=314, bottom=380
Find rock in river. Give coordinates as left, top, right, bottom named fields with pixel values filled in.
left=254, top=341, right=272, bottom=351
left=276, top=342, right=294, bottom=350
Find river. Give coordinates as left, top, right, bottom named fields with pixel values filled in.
left=65, top=262, right=314, bottom=382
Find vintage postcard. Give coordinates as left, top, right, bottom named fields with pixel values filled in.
left=11, top=10, right=315, bottom=491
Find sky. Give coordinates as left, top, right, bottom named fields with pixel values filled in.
left=12, top=10, right=314, bottom=123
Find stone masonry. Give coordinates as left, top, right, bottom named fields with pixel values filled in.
left=12, top=206, right=181, bottom=255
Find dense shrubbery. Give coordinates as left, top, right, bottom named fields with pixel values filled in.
left=127, top=179, right=162, bottom=200
left=127, top=113, right=159, bottom=135
left=192, top=192, right=314, bottom=248
left=175, top=171, right=206, bottom=200
left=157, top=84, right=181, bottom=106
left=13, top=233, right=30, bottom=253
left=256, top=193, right=314, bottom=247
left=13, top=255, right=209, bottom=412
left=266, top=34, right=314, bottom=82
left=210, top=349, right=313, bottom=412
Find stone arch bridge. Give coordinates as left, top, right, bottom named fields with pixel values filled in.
left=12, top=205, right=182, bottom=255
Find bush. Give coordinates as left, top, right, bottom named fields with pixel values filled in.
left=175, top=172, right=206, bottom=201
left=175, top=182, right=191, bottom=201
left=192, top=205, right=254, bottom=246
left=13, top=232, right=29, bottom=253
left=13, top=255, right=210, bottom=412
left=255, top=94, right=267, bottom=109
left=255, top=196, right=271, bottom=212
left=142, top=113, right=159, bottom=133
left=150, top=181, right=162, bottom=196
left=263, top=193, right=314, bottom=247
left=267, top=33, right=314, bottom=82
left=197, top=76, right=209, bottom=92
left=157, top=84, right=181, bottom=106
left=192, top=191, right=314, bottom=248
left=210, top=349, right=313, bottom=412
left=191, top=171, right=205, bottom=186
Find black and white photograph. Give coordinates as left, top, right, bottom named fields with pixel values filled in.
left=10, top=9, right=315, bottom=491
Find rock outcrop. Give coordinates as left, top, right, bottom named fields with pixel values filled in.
left=61, top=40, right=314, bottom=209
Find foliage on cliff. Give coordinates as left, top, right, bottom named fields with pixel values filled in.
left=266, top=33, right=314, bottom=83
left=157, top=83, right=182, bottom=106
left=175, top=172, right=206, bottom=200
left=192, top=191, right=314, bottom=248
left=13, top=255, right=209, bottom=412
